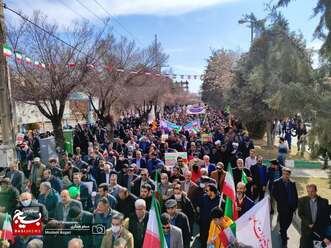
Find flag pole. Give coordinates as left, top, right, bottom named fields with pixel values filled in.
left=219, top=192, right=224, bottom=208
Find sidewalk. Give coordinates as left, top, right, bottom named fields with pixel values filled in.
left=272, top=213, right=300, bottom=248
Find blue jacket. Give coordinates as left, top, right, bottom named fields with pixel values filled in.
left=38, top=188, right=60, bottom=219
left=147, top=158, right=164, bottom=174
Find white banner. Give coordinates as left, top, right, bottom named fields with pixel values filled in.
left=236, top=196, right=272, bottom=248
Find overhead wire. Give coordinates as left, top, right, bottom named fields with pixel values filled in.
left=74, top=0, right=106, bottom=25
left=91, top=0, right=145, bottom=46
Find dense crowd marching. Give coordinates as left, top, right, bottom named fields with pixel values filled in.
left=0, top=105, right=329, bottom=248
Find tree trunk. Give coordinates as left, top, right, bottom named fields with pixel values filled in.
left=51, top=117, right=65, bottom=151
left=266, top=120, right=273, bottom=149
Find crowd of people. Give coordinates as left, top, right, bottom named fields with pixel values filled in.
left=0, top=105, right=329, bottom=248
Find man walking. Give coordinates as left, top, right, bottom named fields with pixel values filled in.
left=272, top=168, right=298, bottom=247
left=298, top=184, right=329, bottom=248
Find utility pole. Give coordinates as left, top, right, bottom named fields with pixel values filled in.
left=0, top=0, right=16, bottom=167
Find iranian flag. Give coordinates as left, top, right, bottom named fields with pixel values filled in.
left=142, top=193, right=168, bottom=248
left=3, top=45, right=12, bottom=57
left=34, top=61, right=40, bottom=68
left=224, top=164, right=238, bottom=221
left=25, top=56, right=32, bottom=64
left=14, top=50, right=23, bottom=63
left=219, top=224, right=236, bottom=247
left=1, top=213, right=14, bottom=243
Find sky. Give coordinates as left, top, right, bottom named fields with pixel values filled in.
left=6, top=0, right=321, bottom=93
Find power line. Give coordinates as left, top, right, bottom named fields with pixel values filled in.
left=73, top=0, right=123, bottom=38
left=58, top=0, right=88, bottom=21
left=3, top=3, right=95, bottom=61
left=74, top=0, right=106, bottom=24
left=91, top=0, right=145, bottom=46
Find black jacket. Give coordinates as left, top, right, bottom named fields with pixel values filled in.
left=272, top=178, right=298, bottom=212
left=168, top=194, right=195, bottom=229
left=128, top=212, right=149, bottom=248
left=171, top=211, right=191, bottom=248
left=115, top=193, right=138, bottom=218
left=233, top=167, right=251, bottom=187
left=298, top=195, right=329, bottom=247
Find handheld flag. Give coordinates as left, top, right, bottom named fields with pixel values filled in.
left=142, top=192, right=168, bottom=248
left=241, top=170, right=248, bottom=185
left=1, top=213, right=14, bottom=242
left=231, top=197, right=271, bottom=247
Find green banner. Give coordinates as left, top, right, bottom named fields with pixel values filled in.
left=63, top=129, right=73, bottom=155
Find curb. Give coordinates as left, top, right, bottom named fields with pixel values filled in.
left=263, top=159, right=322, bottom=169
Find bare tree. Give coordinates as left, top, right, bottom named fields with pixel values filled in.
left=87, top=36, right=169, bottom=135
left=8, top=11, right=106, bottom=148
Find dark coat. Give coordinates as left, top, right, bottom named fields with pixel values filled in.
left=94, top=193, right=118, bottom=210
left=54, top=199, right=82, bottom=221
left=250, top=164, right=268, bottom=187
left=197, top=194, right=220, bottom=228
left=128, top=212, right=149, bottom=248
left=298, top=196, right=330, bottom=248
left=132, top=158, right=147, bottom=169
left=267, top=166, right=282, bottom=192
left=37, top=189, right=60, bottom=219
left=115, top=193, right=137, bottom=218
left=17, top=200, right=49, bottom=223
left=119, top=174, right=138, bottom=189
left=272, top=178, right=298, bottom=213
left=0, top=186, right=19, bottom=215
left=132, top=177, right=155, bottom=197
left=5, top=170, right=25, bottom=192
left=41, top=175, right=63, bottom=194
left=50, top=166, right=63, bottom=179
left=71, top=210, right=94, bottom=248
left=168, top=194, right=195, bottom=230
left=237, top=195, right=254, bottom=217
left=233, top=167, right=251, bottom=187
left=170, top=211, right=191, bottom=248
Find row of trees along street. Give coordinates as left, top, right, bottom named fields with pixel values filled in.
left=201, top=2, right=331, bottom=172
left=6, top=12, right=197, bottom=149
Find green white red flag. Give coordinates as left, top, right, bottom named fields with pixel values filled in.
left=14, top=51, right=23, bottom=63
left=25, top=56, right=32, bottom=64
left=3, top=45, right=12, bottom=57
left=223, top=164, right=238, bottom=219
left=1, top=213, right=14, bottom=242
left=142, top=193, right=168, bottom=248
